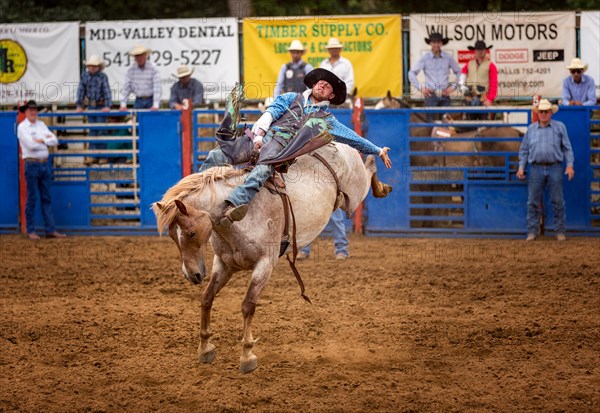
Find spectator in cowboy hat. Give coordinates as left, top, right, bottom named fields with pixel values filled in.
left=17, top=100, right=66, bottom=240
left=77, top=55, right=113, bottom=164
left=408, top=32, right=461, bottom=118
left=458, top=40, right=497, bottom=108
left=169, top=65, right=204, bottom=110
left=120, top=44, right=161, bottom=111
left=517, top=99, right=574, bottom=242
left=273, top=39, right=314, bottom=97
left=320, top=37, right=354, bottom=101
left=76, top=55, right=112, bottom=113
left=561, top=58, right=597, bottom=106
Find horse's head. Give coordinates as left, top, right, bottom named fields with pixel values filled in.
left=156, top=199, right=212, bottom=285
left=375, top=90, right=402, bottom=110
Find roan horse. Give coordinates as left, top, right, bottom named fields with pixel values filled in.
left=153, top=143, right=391, bottom=373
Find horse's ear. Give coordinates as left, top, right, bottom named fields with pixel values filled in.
left=386, top=90, right=392, bottom=98
left=174, top=199, right=188, bottom=216
left=155, top=202, right=164, bottom=211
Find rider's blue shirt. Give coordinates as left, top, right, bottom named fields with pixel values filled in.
left=266, top=91, right=383, bottom=156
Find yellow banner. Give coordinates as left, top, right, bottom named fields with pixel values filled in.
left=243, top=15, right=402, bottom=99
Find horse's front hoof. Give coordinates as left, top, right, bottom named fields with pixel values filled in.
left=239, top=355, right=258, bottom=373
left=199, top=343, right=216, bottom=364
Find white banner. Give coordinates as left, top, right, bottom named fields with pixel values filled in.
left=0, top=22, right=80, bottom=105
left=409, top=12, right=576, bottom=100
left=581, top=11, right=600, bottom=99
left=86, top=18, right=239, bottom=104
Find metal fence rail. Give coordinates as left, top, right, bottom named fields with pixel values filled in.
left=1, top=106, right=598, bottom=236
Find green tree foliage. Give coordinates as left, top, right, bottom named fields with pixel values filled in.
left=1, top=0, right=596, bottom=23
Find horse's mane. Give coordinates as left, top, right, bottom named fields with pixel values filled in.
left=153, top=166, right=247, bottom=233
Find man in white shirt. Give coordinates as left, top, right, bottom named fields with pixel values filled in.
left=119, top=45, right=161, bottom=110
left=17, top=101, right=66, bottom=240
left=320, top=38, right=355, bottom=101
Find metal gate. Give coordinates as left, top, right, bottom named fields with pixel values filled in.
left=0, top=110, right=181, bottom=234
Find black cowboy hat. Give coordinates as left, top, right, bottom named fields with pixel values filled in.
left=18, top=100, right=42, bottom=112
left=424, top=32, right=449, bottom=45
left=303, top=68, right=347, bottom=105
left=468, top=40, right=493, bottom=50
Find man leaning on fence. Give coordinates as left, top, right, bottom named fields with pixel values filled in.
left=458, top=40, right=497, bottom=119
left=561, top=58, right=597, bottom=107
left=274, top=40, right=314, bottom=97
left=77, top=55, right=113, bottom=165
left=169, top=65, right=204, bottom=110
left=17, top=101, right=66, bottom=240
left=516, top=99, right=574, bottom=242
left=408, top=32, right=461, bottom=118
left=120, top=45, right=161, bottom=111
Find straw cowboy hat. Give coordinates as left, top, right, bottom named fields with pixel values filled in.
left=533, top=99, right=558, bottom=114
left=304, top=68, right=346, bottom=105
left=425, top=32, right=450, bottom=45
left=565, top=58, right=588, bottom=72
left=129, top=44, right=151, bottom=56
left=325, top=38, right=344, bottom=49
left=85, top=55, right=105, bottom=68
left=174, top=65, right=194, bottom=78
left=468, top=40, right=493, bottom=50
left=287, top=40, right=305, bottom=51
left=19, top=100, right=42, bottom=112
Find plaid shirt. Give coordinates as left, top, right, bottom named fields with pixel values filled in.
left=121, top=62, right=162, bottom=108
left=76, top=71, right=112, bottom=108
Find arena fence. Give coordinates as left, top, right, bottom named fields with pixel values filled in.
left=1, top=106, right=598, bottom=236
left=0, top=110, right=181, bottom=235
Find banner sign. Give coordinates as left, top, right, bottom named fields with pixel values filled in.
left=86, top=18, right=239, bottom=103
left=581, top=11, right=600, bottom=99
left=0, top=22, right=80, bottom=105
left=409, top=12, right=576, bottom=100
left=243, top=15, right=402, bottom=99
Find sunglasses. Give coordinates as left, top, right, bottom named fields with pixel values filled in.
left=538, top=110, right=551, bottom=114
left=570, top=69, right=582, bottom=74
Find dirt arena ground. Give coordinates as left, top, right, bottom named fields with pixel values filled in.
left=0, top=234, right=598, bottom=412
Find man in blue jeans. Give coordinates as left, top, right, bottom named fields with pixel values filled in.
left=298, top=208, right=348, bottom=260
left=17, top=101, right=66, bottom=240
left=516, top=99, right=575, bottom=241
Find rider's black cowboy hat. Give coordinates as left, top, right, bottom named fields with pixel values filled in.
left=424, top=32, right=450, bottom=45
left=304, top=68, right=347, bottom=105
left=468, top=40, right=493, bottom=50
left=19, top=100, right=43, bottom=112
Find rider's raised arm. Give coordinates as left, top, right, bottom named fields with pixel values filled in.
left=329, top=117, right=382, bottom=156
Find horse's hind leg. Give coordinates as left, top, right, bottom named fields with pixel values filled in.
left=199, top=257, right=233, bottom=364
left=240, top=258, right=273, bottom=373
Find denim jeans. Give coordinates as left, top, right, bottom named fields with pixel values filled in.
left=88, top=104, right=105, bottom=147
left=198, top=146, right=231, bottom=172
left=199, top=134, right=277, bottom=207
left=424, top=95, right=451, bottom=121
left=24, top=160, right=56, bottom=234
left=526, top=163, right=566, bottom=235
left=301, top=208, right=349, bottom=257
left=134, top=97, right=153, bottom=109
